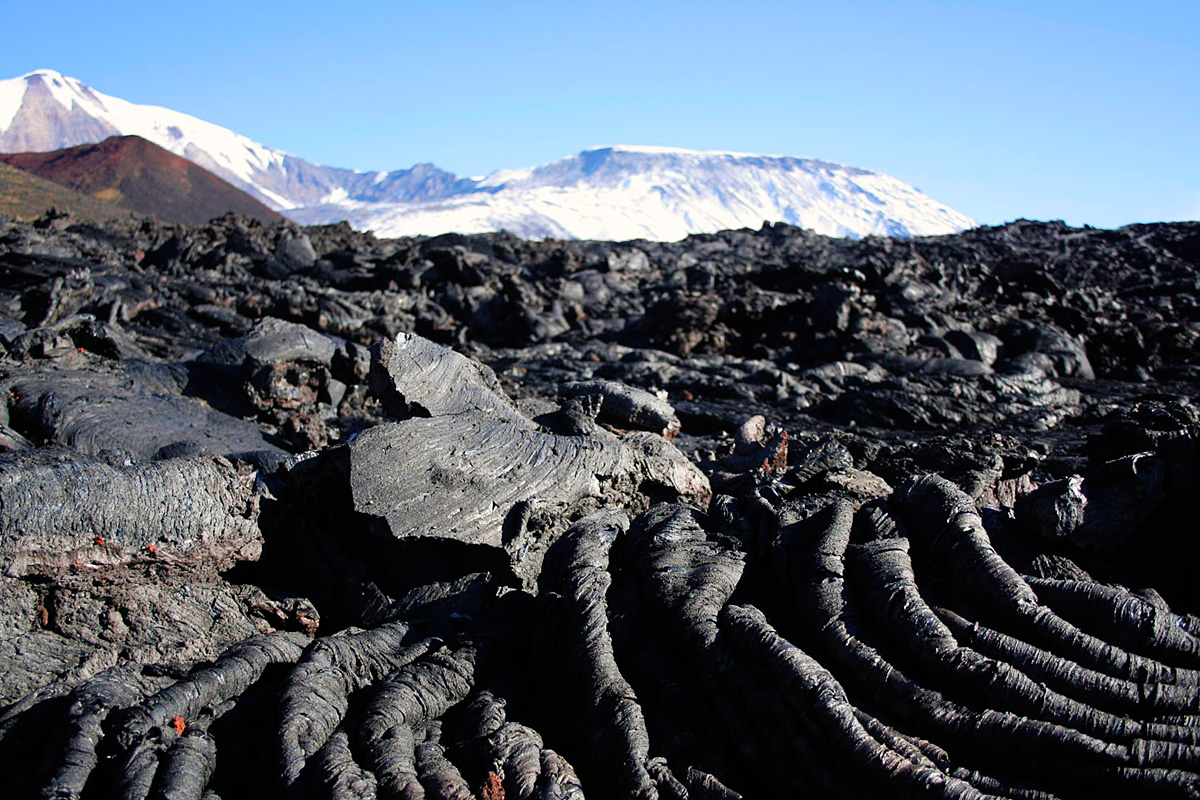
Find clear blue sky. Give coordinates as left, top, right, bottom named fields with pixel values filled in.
left=3, top=1, right=1197, bottom=228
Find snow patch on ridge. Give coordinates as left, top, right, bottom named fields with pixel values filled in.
left=593, top=144, right=776, bottom=159
left=0, top=73, right=31, bottom=131
left=321, top=187, right=351, bottom=204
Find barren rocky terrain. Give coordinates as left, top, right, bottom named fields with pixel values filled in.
left=0, top=136, right=282, bottom=225
left=0, top=209, right=1198, bottom=799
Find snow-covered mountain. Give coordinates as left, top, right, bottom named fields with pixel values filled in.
left=0, top=70, right=975, bottom=240
left=0, top=69, right=464, bottom=212
left=308, top=146, right=975, bottom=240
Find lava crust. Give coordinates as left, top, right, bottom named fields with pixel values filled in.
left=0, top=209, right=1198, bottom=799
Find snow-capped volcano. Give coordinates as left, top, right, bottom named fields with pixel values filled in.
left=0, top=70, right=975, bottom=240
left=314, top=145, right=976, bottom=240
left=1, top=69, right=299, bottom=208
left=0, top=69, right=463, bottom=212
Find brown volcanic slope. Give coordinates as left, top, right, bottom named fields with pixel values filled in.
left=0, top=135, right=283, bottom=225
left=0, top=161, right=135, bottom=223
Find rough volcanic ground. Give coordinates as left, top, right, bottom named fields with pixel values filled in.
left=0, top=162, right=137, bottom=225
left=0, top=209, right=1199, bottom=799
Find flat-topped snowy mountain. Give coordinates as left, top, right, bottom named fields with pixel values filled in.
left=0, top=70, right=975, bottom=240
left=307, top=145, right=975, bottom=240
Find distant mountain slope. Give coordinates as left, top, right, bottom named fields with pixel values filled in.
left=0, top=135, right=282, bottom=224
left=0, top=161, right=134, bottom=223
left=0, top=70, right=976, bottom=241
left=314, top=146, right=976, bottom=240
left=0, top=70, right=466, bottom=212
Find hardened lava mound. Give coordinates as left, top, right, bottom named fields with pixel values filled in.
left=0, top=210, right=1198, bottom=798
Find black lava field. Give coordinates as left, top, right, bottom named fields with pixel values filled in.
left=2, top=210, right=1200, bottom=799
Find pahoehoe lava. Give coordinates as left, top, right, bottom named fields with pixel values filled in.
left=0, top=208, right=1199, bottom=799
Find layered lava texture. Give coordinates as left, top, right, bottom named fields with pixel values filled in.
left=0, top=210, right=1199, bottom=799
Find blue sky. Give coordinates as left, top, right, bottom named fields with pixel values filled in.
left=3, top=1, right=1197, bottom=228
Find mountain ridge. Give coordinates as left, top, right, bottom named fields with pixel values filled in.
left=0, top=69, right=976, bottom=241
left=0, top=135, right=283, bottom=224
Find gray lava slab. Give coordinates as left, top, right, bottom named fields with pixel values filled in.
left=195, top=316, right=337, bottom=369
left=4, top=364, right=282, bottom=461
left=0, top=450, right=262, bottom=577
left=350, top=334, right=709, bottom=587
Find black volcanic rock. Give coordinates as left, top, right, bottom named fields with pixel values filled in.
left=1, top=363, right=282, bottom=461
left=348, top=334, right=707, bottom=588
left=0, top=213, right=1198, bottom=799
